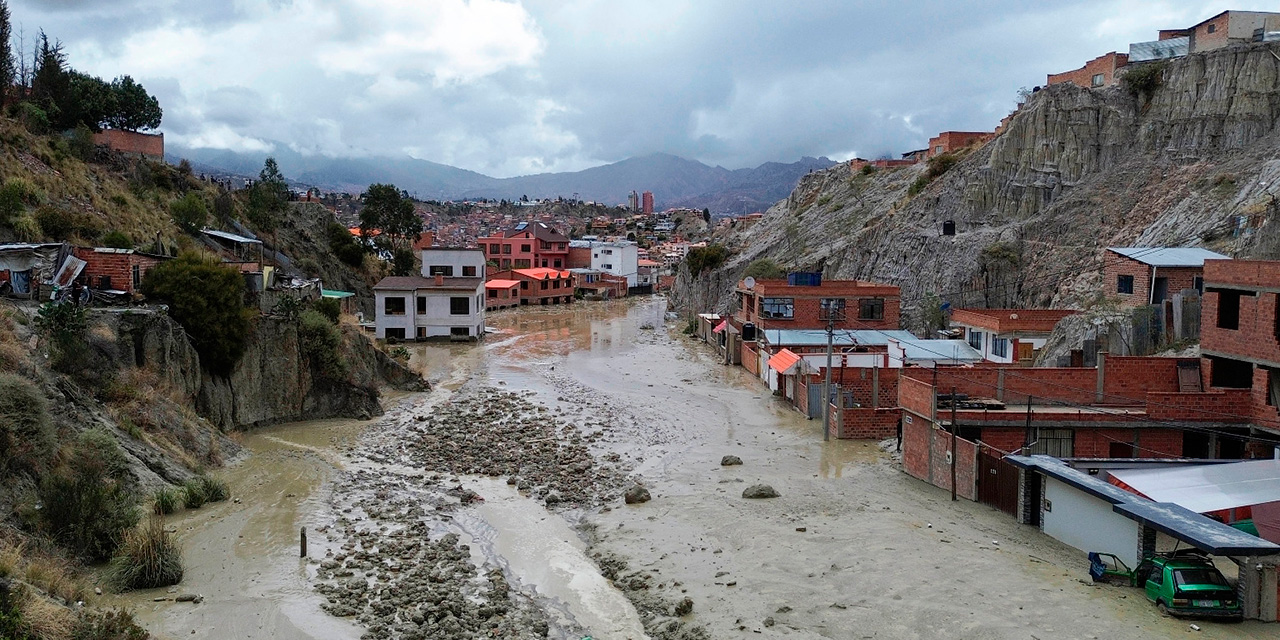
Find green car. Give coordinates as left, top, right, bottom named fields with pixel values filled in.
left=1143, top=554, right=1242, bottom=620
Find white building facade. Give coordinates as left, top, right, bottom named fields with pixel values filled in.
left=373, top=248, right=486, bottom=341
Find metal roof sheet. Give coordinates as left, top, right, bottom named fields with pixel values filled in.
left=1108, top=459, right=1280, bottom=514
left=761, top=329, right=917, bottom=347
left=894, top=338, right=984, bottom=362
left=202, top=228, right=262, bottom=244
left=1107, top=247, right=1228, bottom=267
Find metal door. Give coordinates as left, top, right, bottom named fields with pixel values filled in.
left=806, top=383, right=823, bottom=419
left=977, top=451, right=1019, bottom=516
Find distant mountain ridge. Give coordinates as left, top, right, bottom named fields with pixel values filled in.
left=166, top=145, right=835, bottom=215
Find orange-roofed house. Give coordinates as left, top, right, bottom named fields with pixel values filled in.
left=948, top=308, right=1079, bottom=364
left=490, top=267, right=574, bottom=306
left=485, top=279, right=521, bottom=310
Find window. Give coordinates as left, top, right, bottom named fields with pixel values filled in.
left=385, top=327, right=406, bottom=341
left=992, top=337, right=1009, bottom=358
left=132, top=264, right=141, bottom=290
left=760, top=297, right=794, bottom=319
left=1193, top=276, right=1204, bottom=293
left=449, top=297, right=469, bottom=315
left=488, top=289, right=497, bottom=298
left=384, top=296, right=406, bottom=315
left=1216, top=289, right=1243, bottom=329
left=428, top=265, right=453, bottom=276
left=819, top=298, right=846, bottom=321
left=451, top=327, right=470, bottom=337
left=1117, top=274, right=1134, bottom=294
left=540, top=281, right=548, bottom=290
left=1028, top=428, right=1074, bottom=457
left=602, top=264, right=613, bottom=270
left=462, top=266, right=477, bottom=277
left=554, top=259, right=562, bottom=268
left=501, top=259, right=511, bottom=269
left=1206, top=23, right=1216, bottom=33
left=968, top=329, right=983, bottom=351
left=858, top=298, right=884, bottom=320
left=1149, top=567, right=1163, bottom=587
left=514, top=259, right=531, bottom=269
left=1090, top=73, right=1105, bottom=87
left=502, top=245, right=512, bottom=254
left=416, top=296, right=426, bottom=314
left=1209, top=355, right=1253, bottom=388
left=602, top=249, right=613, bottom=255
left=489, top=243, right=500, bottom=254
left=521, top=244, right=532, bottom=253
left=553, top=280, right=560, bottom=289
left=934, top=145, right=943, bottom=155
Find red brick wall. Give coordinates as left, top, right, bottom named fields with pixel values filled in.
left=1001, top=368, right=1098, bottom=405
left=903, top=413, right=931, bottom=480
left=926, top=131, right=993, bottom=158
left=1102, top=356, right=1183, bottom=403
left=568, top=247, right=591, bottom=269
left=1248, top=367, right=1280, bottom=431
left=902, top=415, right=978, bottom=500
left=71, top=248, right=163, bottom=295
left=1202, top=260, right=1280, bottom=367
left=92, top=130, right=164, bottom=159
left=1146, top=390, right=1251, bottom=422
left=833, top=366, right=900, bottom=408
left=833, top=407, right=900, bottom=439
left=978, top=428, right=1026, bottom=454
left=980, top=426, right=1184, bottom=458
left=1103, top=253, right=1203, bottom=306
left=741, top=342, right=759, bottom=375
left=899, top=374, right=936, bottom=418
left=1046, top=52, right=1128, bottom=88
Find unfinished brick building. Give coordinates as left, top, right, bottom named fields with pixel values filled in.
left=71, top=246, right=169, bottom=296
left=1047, top=51, right=1129, bottom=89
left=1200, top=259, right=1280, bottom=446
left=1104, top=247, right=1227, bottom=306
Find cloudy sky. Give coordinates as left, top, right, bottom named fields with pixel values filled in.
left=8, top=1, right=1271, bottom=176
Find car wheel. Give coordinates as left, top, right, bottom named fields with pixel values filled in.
left=1156, top=602, right=1169, bottom=617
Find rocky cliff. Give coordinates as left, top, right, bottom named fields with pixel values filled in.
left=674, top=42, right=1280, bottom=325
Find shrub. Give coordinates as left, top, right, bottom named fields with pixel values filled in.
left=106, top=517, right=183, bottom=591
left=71, top=609, right=149, bottom=640
left=0, top=373, right=55, bottom=477
left=816, top=194, right=833, bottom=207
left=181, top=478, right=207, bottom=509
left=907, top=175, right=931, bottom=196
left=298, top=309, right=347, bottom=380
left=16, top=102, right=50, bottom=134
left=151, top=488, right=179, bottom=515
left=100, top=231, right=132, bottom=249
left=312, top=297, right=341, bottom=323
left=198, top=475, right=229, bottom=503
left=170, top=192, right=208, bottom=234
left=685, top=244, right=728, bottom=277
left=68, top=125, right=96, bottom=161
left=10, top=215, right=41, bottom=242
left=743, top=258, right=786, bottom=280
left=0, top=579, right=33, bottom=640
left=39, top=430, right=139, bottom=562
left=271, top=295, right=305, bottom=321
left=926, top=153, right=958, bottom=178
left=859, top=164, right=877, bottom=175
left=142, top=254, right=253, bottom=377
left=0, top=178, right=41, bottom=224
left=35, top=302, right=96, bottom=380
left=34, top=206, right=74, bottom=240
left=1123, top=61, right=1166, bottom=101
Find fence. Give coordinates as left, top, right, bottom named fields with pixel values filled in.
left=1053, top=292, right=1200, bottom=365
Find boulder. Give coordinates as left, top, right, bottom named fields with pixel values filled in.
left=623, top=485, right=651, bottom=504
left=720, top=455, right=743, bottom=466
left=742, top=484, right=779, bottom=499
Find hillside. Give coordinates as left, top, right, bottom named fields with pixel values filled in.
left=169, top=144, right=835, bottom=214
left=674, top=42, right=1280, bottom=324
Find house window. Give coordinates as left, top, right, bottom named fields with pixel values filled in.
left=502, top=245, right=512, bottom=254
left=934, top=145, right=943, bottom=155
left=858, top=298, right=884, bottom=320
left=1090, top=73, right=1105, bottom=87
left=1216, top=289, right=1242, bottom=330
left=384, top=296, right=406, bottom=316
left=385, top=327, right=406, bottom=341
left=992, top=337, right=1009, bottom=358
left=521, top=244, right=532, bottom=253
left=451, top=327, right=470, bottom=337
left=553, top=280, right=560, bottom=289
left=1117, top=274, right=1134, bottom=295
left=132, top=264, right=141, bottom=290
left=428, top=265, right=453, bottom=276
left=487, top=289, right=497, bottom=298
left=554, top=259, right=562, bottom=268
left=416, top=296, right=426, bottom=314
left=501, top=259, right=511, bottom=269
left=760, top=297, right=794, bottom=319
left=1206, top=23, right=1216, bottom=34
left=968, top=329, right=984, bottom=351
left=602, top=264, right=613, bottom=270
left=540, top=281, right=548, bottom=290
left=819, top=298, right=846, bottom=321
left=462, top=266, right=477, bottom=277
left=1194, top=276, right=1204, bottom=293
left=514, top=259, right=531, bottom=269
left=1028, top=428, right=1074, bottom=457
left=449, top=297, right=469, bottom=315
left=520, top=281, right=528, bottom=290
left=489, top=244, right=500, bottom=254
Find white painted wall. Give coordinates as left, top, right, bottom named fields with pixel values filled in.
left=1043, top=477, right=1140, bottom=567
left=375, top=290, right=414, bottom=340
left=375, top=284, right=485, bottom=339
left=590, top=242, right=639, bottom=286
left=420, top=248, right=486, bottom=278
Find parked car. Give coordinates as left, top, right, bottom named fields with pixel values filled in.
left=1143, top=553, right=1242, bottom=620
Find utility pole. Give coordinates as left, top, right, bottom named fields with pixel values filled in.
left=951, top=386, right=958, bottom=502
left=820, top=301, right=842, bottom=442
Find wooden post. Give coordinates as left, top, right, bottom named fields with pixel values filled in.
left=300, top=527, right=307, bottom=558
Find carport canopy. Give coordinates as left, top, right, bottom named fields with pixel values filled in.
left=1107, top=458, right=1280, bottom=513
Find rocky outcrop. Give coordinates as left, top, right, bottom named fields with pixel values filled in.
left=676, top=42, right=1280, bottom=326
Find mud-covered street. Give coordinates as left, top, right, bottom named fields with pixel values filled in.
left=114, top=298, right=1272, bottom=639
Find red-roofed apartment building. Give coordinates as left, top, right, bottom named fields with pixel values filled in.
left=479, top=222, right=570, bottom=270
left=949, top=308, right=1078, bottom=364
left=489, top=268, right=574, bottom=305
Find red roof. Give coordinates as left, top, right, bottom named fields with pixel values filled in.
left=485, top=279, right=521, bottom=289
left=512, top=268, right=570, bottom=280
left=768, top=349, right=802, bottom=374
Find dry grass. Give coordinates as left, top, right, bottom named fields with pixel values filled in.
left=23, top=555, right=87, bottom=604
left=20, top=591, right=75, bottom=639
left=107, top=516, right=183, bottom=591
left=0, top=307, right=26, bottom=371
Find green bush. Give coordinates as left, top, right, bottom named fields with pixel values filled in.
left=106, top=517, right=183, bottom=591
left=68, top=125, right=96, bottom=161
left=198, top=475, right=229, bottom=503
left=101, top=230, right=132, bottom=249
left=1123, top=61, right=1166, bottom=101
left=298, top=309, right=348, bottom=380
left=686, top=244, right=728, bottom=277
left=743, top=258, right=786, bottom=280
left=181, top=478, right=207, bottom=509
left=907, top=175, right=931, bottom=196
left=142, top=254, right=253, bottom=377
left=151, top=487, right=179, bottom=515
left=71, top=608, right=149, bottom=640
left=859, top=164, right=877, bottom=175
left=10, top=215, right=40, bottom=242
left=39, top=430, right=139, bottom=562
left=0, top=374, right=56, bottom=477
left=0, top=178, right=41, bottom=225
left=312, top=297, right=341, bottom=323
left=16, top=102, right=50, bottom=134
left=0, top=580, right=33, bottom=640
left=170, top=192, right=208, bottom=234
left=34, top=206, right=74, bottom=240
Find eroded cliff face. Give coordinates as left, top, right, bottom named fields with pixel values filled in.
left=111, top=311, right=423, bottom=430
left=677, top=42, right=1280, bottom=325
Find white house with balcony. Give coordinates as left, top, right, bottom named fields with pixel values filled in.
left=373, top=248, right=486, bottom=341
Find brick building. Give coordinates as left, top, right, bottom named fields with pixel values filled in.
left=1181, top=10, right=1280, bottom=53
left=484, top=279, right=520, bottom=310
left=949, top=308, right=1078, bottom=364
left=733, top=273, right=900, bottom=334
left=926, top=131, right=993, bottom=159
left=71, top=246, right=169, bottom=296
left=489, top=267, right=574, bottom=305
left=641, top=191, right=654, bottom=214
left=1104, top=247, right=1227, bottom=306
left=478, top=222, right=570, bottom=270
left=92, top=129, right=164, bottom=160
left=1200, top=259, right=1280, bottom=442
left=1046, top=51, right=1129, bottom=89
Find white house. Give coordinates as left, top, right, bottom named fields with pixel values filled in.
left=585, top=240, right=639, bottom=286
left=948, top=308, right=1078, bottom=364
left=373, top=248, right=486, bottom=341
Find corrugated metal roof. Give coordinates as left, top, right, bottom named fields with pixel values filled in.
left=202, top=228, right=262, bottom=244
left=320, top=289, right=355, bottom=298
left=1107, top=247, right=1228, bottom=267
left=894, top=338, right=984, bottom=362
left=1108, top=459, right=1280, bottom=514
left=761, top=329, right=917, bottom=347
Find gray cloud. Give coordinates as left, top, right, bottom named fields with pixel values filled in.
left=6, top=0, right=1266, bottom=176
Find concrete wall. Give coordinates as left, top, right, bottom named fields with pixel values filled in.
left=375, top=286, right=485, bottom=339
left=1042, top=477, right=1140, bottom=567
left=420, top=248, right=485, bottom=278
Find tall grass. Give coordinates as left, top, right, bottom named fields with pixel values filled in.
left=106, top=517, right=183, bottom=591
left=199, top=476, right=230, bottom=503
left=182, top=475, right=229, bottom=509
left=151, top=488, right=179, bottom=516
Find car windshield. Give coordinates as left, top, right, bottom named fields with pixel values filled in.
left=1173, top=568, right=1229, bottom=588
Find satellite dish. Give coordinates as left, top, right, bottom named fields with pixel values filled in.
left=743, top=276, right=756, bottom=289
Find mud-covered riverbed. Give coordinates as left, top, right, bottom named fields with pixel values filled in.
left=118, top=298, right=1271, bottom=640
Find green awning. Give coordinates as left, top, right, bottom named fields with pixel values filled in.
left=321, top=289, right=355, bottom=299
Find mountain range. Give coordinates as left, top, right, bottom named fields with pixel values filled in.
left=167, top=145, right=836, bottom=215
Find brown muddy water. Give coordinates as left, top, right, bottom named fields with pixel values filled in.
left=112, top=298, right=1271, bottom=640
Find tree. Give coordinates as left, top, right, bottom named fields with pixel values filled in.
left=743, top=258, right=786, bottom=280
left=702, top=208, right=711, bottom=224
left=107, top=75, right=162, bottom=131
left=0, top=1, right=13, bottom=109
left=170, top=192, right=208, bottom=234
left=142, top=254, right=253, bottom=376
left=390, top=247, right=415, bottom=276
left=64, top=71, right=114, bottom=130
left=30, top=32, right=69, bottom=124
left=360, top=183, right=421, bottom=251
left=247, top=157, right=287, bottom=233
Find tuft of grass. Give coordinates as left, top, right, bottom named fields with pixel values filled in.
left=181, top=478, right=207, bottom=509
left=71, top=608, right=149, bottom=640
left=18, top=592, right=73, bottom=638
left=151, top=488, right=179, bottom=516
left=106, top=517, right=183, bottom=591
left=198, top=475, right=230, bottom=503
left=21, top=556, right=86, bottom=604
